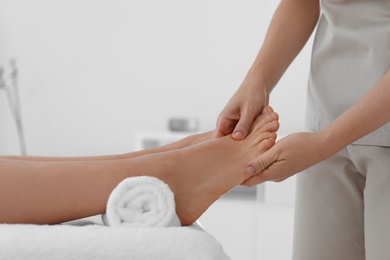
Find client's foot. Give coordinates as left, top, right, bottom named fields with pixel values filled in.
left=152, top=107, right=279, bottom=225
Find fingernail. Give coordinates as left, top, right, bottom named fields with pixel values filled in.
left=233, top=131, right=243, bottom=138
left=246, top=166, right=256, bottom=175
left=261, top=107, right=267, bottom=114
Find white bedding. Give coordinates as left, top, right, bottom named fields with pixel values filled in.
left=0, top=217, right=230, bottom=260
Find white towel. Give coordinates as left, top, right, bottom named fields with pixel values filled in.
left=102, top=176, right=181, bottom=227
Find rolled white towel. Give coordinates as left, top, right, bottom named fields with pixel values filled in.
left=102, top=176, right=181, bottom=227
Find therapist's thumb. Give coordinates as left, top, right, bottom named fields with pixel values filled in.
left=245, top=151, right=274, bottom=176
left=232, top=114, right=254, bottom=140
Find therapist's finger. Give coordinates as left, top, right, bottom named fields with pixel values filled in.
left=241, top=162, right=273, bottom=187
left=245, top=149, right=275, bottom=178
left=214, top=116, right=237, bottom=138
left=232, top=106, right=269, bottom=140
left=241, top=174, right=267, bottom=187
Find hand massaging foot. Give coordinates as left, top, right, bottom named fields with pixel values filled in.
left=151, top=108, right=279, bottom=226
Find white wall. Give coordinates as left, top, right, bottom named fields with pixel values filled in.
left=0, top=0, right=311, bottom=156
left=0, top=1, right=313, bottom=259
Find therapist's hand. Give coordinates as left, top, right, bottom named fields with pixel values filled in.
left=241, top=132, right=334, bottom=186
left=215, top=81, right=269, bottom=139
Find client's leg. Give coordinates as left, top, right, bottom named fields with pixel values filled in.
left=0, top=131, right=214, bottom=162
left=0, top=111, right=278, bottom=225
left=0, top=107, right=276, bottom=163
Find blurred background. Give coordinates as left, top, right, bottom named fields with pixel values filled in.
left=0, top=0, right=313, bottom=259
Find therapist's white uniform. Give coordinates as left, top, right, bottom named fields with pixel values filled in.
left=293, top=0, right=390, bottom=259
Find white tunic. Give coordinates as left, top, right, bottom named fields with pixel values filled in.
left=306, top=0, right=390, bottom=146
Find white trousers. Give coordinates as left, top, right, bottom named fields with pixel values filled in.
left=293, top=145, right=390, bottom=260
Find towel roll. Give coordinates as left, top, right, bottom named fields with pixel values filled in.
left=102, top=176, right=181, bottom=227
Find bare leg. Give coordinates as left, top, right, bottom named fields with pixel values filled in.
left=0, top=111, right=278, bottom=225
left=0, top=131, right=214, bottom=162
left=1, top=106, right=277, bottom=162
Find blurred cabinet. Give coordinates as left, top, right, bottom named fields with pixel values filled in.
left=198, top=176, right=296, bottom=260
left=134, top=132, right=192, bottom=151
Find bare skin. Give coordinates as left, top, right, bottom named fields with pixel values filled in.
left=0, top=131, right=214, bottom=162
left=0, top=108, right=279, bottom=226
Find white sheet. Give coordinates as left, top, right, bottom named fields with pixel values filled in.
left=0, top=217, right=230, bottom=260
